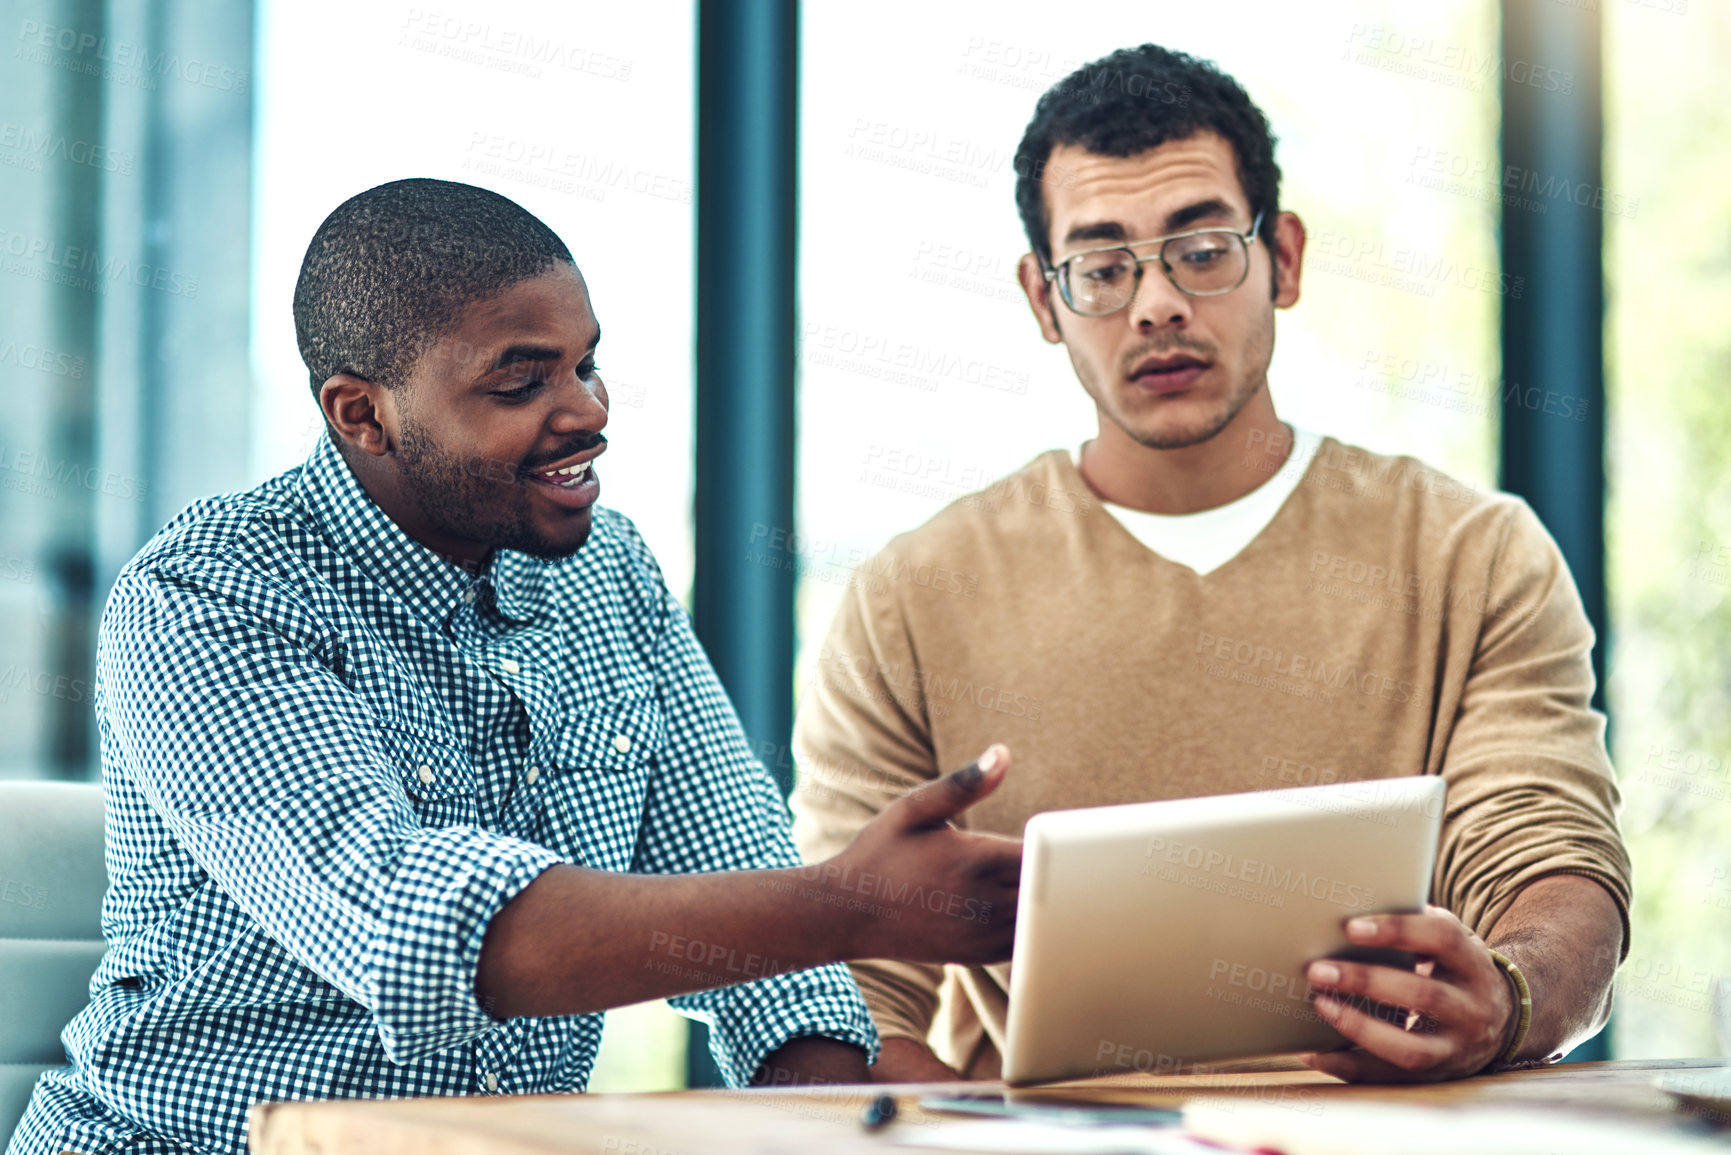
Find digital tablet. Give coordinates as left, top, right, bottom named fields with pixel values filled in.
left=1002, top=776, right=1446, bottom=1085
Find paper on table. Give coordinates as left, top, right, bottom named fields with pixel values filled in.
left=888, top=1119, right=1220, bottom=1155
left=1656, top=1067, right=1731, bottom=1119
left=1182, top=1098, right=1731, bottom=1155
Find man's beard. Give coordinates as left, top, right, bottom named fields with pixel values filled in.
left=1120, top=370, right=1265, bottom=451
left=395, top=416, right=590, bottom=561
left=1109, top=332, right=1263, bottom=451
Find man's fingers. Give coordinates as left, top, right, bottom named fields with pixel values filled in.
left=895, top=744, right=1010, bottom=830
left=1307, top=915, right=1512, bottom=1082
left=1344, top=909, right=1474, bottom=964
left=1301, top=1048, right=1432, bottom=1085
left=1310, top=993, right=1451, bottom=1073
left=1306, top=960, right=1472, bottom=1026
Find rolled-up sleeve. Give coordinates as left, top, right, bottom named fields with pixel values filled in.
left=629, top=578, right=877, bottom=1086
left=1433, top=500, right=1633, bottom=953
left=98, top=552, right=563, bottom=1062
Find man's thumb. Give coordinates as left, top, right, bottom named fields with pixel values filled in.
left=897, top=744, right=1010, bottom=830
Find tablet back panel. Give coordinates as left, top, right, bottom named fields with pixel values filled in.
left=1002, top=777, right=1445, bottom=1085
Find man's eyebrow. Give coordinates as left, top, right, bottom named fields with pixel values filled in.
left=479, top=330, right=601, bottom=375
left=1060, top=198, right=1244, bottom=251
left=487, top=344, right=564, bottom=371
left=1162, top=198, right=1239, bottom=233
left=1062, top=221, right=1129, bottom=248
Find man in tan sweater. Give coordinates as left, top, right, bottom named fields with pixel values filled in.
left=791, top=44, right=1630, bottom=1085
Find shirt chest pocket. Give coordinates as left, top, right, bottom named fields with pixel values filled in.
left=379, top=719, right=478, bottom=827
left=537, top=694, right=662, bottom=871
left=552, top=693, right=666, bottom=773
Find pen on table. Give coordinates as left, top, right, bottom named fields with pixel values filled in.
left=859, top=1093, right=898, bottom=1132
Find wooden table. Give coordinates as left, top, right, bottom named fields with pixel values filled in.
left=250, top=1057, right=1731, bottom=1155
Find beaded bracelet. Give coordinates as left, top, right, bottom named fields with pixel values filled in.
left=1486, top=948, right=1533, bottom=1068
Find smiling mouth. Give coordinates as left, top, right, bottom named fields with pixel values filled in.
left=532, top=460, right=592, bottom=488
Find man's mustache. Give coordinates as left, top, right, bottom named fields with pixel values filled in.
left=524, top=432, right=607, bottom=473
left=1120, top=336, right=1217, bottom=376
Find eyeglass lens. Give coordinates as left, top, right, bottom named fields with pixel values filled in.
left=1065, top=231, right=1247, bottom=314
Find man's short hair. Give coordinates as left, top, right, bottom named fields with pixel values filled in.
left=1013, top=44, right=1282, bottom=265
left=293, top=178, right=574, bottom=398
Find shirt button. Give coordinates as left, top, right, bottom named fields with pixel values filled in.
left=612, top=734, right=632, bottom=754
left=461, top=588, right=477, bottom=605
left=500, top=657, right=521, bottom=674
left=485, top=1071, right=499, bottom=1092
left=526, top=765, right=540, bottom=785
left=417, top=765, right=434, bottom=785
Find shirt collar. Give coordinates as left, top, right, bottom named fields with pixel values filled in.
left=296, top=435, right=547, bottom=627
left=489, top=548, right=549, bottom=625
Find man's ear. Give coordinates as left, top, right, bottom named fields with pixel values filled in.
left=1270, top=210, right=1306, bottom=310
left=1017, top=252, right=1065, bottom=345
left=319, top=373, right=397, bottom=457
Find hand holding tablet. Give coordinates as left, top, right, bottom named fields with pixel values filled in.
left=1003, top=777, right=1446, bottom=1084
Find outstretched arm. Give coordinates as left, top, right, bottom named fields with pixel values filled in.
left=474, top=746, right=1020, bottom=1017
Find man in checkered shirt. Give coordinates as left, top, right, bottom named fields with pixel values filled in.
left=8, top=179, right=1021, bottom=1155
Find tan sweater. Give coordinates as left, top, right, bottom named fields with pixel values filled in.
left=790, top=439, right=1632, bottom=1079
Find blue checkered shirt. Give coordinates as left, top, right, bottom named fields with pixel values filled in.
left=9, top=436, right=875, bottom=1155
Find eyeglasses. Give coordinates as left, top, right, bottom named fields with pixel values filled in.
left=1043, top=211, right=1265, bottom=316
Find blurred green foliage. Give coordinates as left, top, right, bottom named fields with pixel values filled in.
left=1605, top=0, right=1731, bottom=1059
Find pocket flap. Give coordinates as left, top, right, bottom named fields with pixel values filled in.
left=378, top=720, right=476, bottom=801
left=553, top=694, right=664, bottom=773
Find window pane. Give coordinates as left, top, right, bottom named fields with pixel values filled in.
left=798, top=0, right=1499, bottom=686
left=252, top=0, right=696, bottom=599
left=1605, top=0, right=1731, bottom=1060
left=0, top=0, right=253, bottom=781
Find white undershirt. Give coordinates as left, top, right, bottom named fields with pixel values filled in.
left=1079, top=426, right=1322, bottom=576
